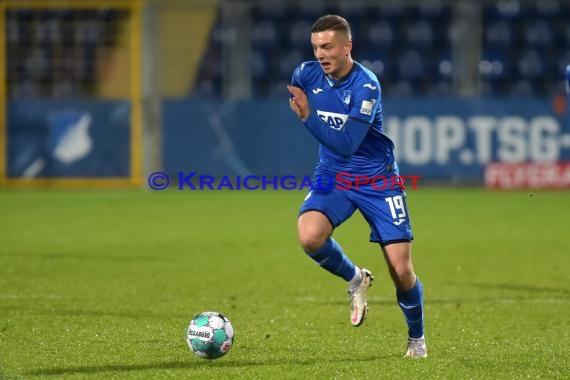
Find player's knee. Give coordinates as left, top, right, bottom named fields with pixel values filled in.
left=297, top=225, right=328, bottom=253
left=393, top=266, right=416, bottom=290
left=297, top=212, right=332, bottom=253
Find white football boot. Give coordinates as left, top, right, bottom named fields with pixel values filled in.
left=348, top=268, right=374, bottom=326
left=405, top=335, right=428, bottom=358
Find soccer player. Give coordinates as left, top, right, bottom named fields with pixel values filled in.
left=287, top=15, right=427, bottom=358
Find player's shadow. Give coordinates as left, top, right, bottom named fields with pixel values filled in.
left=19, top=251, right=169, bottom=263
left=464, top=282, right=570, bottom=295
left=0, top=305, right=188, bottom=321
left=323, top=281, right=570, bottom=307
left=27, top=354, right=391, bottom=376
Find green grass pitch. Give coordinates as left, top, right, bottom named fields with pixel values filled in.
left=0, top=188, right=569, bottom=379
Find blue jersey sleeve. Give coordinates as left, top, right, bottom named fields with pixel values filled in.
left=302, top=113, right=370, bottom=158
left=348, top=81, right=381, bottom=124
left=291, top=64, right=304, bottom=89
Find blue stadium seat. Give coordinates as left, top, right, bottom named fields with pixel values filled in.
left=515, top=49, right=545, bottom=80
left=209, top=24, right=226, bottom=48
left=251, top=20, right=279, bottom=50
left=7, top=45, right=20, bottom=74
left=74, top=17, right=103, bottom=46
left=484, top=0, right=522, bottom=21
left=251, top=49, right=270, bottom=80
left=479, top=47, right=513, bottom=96
left=561, top=21, right=570, bottom=47
left=51, top=77, right=80, bottom=98
left=251, top=0, right=288, bottom=22
left=194, top=47, right=223, bottom=97
left=83, top=45, right=97, bottom=73
left=524, top=20, right=553, bottom=49
left=297, top=1, right=329, bottom=20
left=434, top=49, right=453, bottom=81
left=9, top=10, right=34, bottom=45
left=6, top=16, right=22, bottom=45
left=24, top=47, right=49, bottom=81
left=417, top=0, right=450, bottom=22
left=533, top=0, right=561, bottom=20
left=396, top=49, right=427, bottom=81
left=389, top=80, right=416, bottom=98
left=370, top=2, right=410, bottom=21
left=194, top=75, right=222, bottom=98
left=405, top=20, right=435, bottom=49
left=7, top=8, right=125, bottom=98
left=287, top=19, right=313, bottom=49
left=11, top=79, right=41, bottom=98
left=428, top=79, right=453, bottom=98
left=267, top=79, right=290, bottom=98
left=364, top=20, right=396, bottom=49
left=195, top=1, right=570, bottom=98
left=336, top=0, right=366, bottom=20
left=480, top=0, right=570, bottom=95
left=279, top=50, right=304, bottom=80
left=509, top=79, right=536, bottom=97
left=359, top=58, right=389, bottom=81
left=479, top=49, right=511, bottom=80
left=485, top=20, right=513, bottom=48
left=556, top=50, right=570, bottom=76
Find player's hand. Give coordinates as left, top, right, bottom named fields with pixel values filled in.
left=287, top=85, right=310, bottom=121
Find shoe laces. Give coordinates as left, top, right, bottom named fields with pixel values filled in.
left=347, top=288, right=356, bottom=300
left=348, top=270, right=371, bottom=300
left=407, top=337, right=426, bottom=354
left=347, top=282, right=364, bottom=298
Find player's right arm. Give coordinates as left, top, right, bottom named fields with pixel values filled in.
left=288, top=85, right=309, bottom=121
left=290, top=64, right=305, bottom=89
left=288, top=64, right=310, bottom=121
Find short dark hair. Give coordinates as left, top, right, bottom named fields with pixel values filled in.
left=311, top=15, right=352, bottom=39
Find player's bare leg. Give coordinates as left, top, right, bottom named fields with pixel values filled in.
left=382, top=242, right=427, bottom=358
left=298, top=211, right=372, bottom=326
left=381, top=242, right=415, bottom=290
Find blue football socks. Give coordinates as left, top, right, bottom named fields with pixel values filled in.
left=396, top=277, right=425, bottom=339
left=305, top=238, right=356, bottom=282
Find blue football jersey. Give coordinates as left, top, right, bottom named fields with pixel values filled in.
left=291, top=61, right=396, bottom=178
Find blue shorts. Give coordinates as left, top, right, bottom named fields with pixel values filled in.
left=299, top=183, right=414, bottom=245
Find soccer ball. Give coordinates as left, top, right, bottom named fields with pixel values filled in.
left=186, top=311, right=234, bottom=359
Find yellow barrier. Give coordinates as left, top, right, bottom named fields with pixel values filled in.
left=1, top=0, right=143, bottom=188
left=0, top=0, right=6, bottom=187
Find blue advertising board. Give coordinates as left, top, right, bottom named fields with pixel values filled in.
left=7, top=98, right=567, bottom=185
left=162, top=98, right=570, bottom=182
left=6, top=100, right=131, bottom=179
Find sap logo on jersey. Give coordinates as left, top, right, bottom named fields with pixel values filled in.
left=317, top=110, right=349, bottom=130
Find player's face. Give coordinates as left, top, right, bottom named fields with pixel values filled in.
left=311, top=30, right=352, bottom=80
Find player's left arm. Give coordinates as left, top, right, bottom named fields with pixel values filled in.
left=289, top=82, right=380, bottom=157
